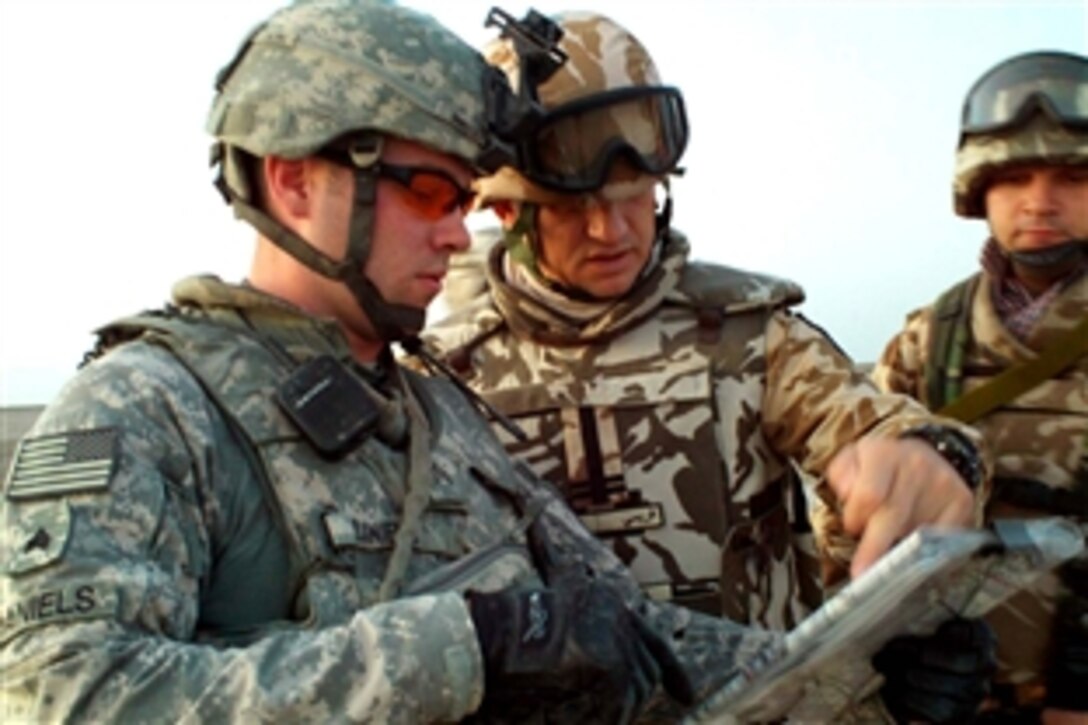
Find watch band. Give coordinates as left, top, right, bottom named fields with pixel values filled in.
left=900, top=424, right=985, bottom=491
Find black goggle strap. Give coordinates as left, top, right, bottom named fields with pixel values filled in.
left=539, top=86, right=687, bottom=133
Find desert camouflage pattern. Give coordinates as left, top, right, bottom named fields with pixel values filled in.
left=206, top=0, right=492, bottom=165
left=954, top=115, right=1088, bottom=218
left=476, top=11, right=662, bottom=206
left=1, top=275, right=787, bottom=722
left=873, top=269, right=1088, bottom=702
left=485, top=10, right=658, bottom=110
left=423, top=231, right=967, bottom=630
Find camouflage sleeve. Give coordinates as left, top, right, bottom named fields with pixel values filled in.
left=870, top=306, right=933, bottom=402
left=762, top=310, right=952, bottom=475
left=0, top=344, right=482, bottom=723
left=762, top=311, right=990, bottom=582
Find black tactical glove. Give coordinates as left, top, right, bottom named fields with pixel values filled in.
left=467, top=572, right=695, bottom=723
left=1045, top=557, right=1088, bottom=712
left=873, top=617, right=996, bottom=724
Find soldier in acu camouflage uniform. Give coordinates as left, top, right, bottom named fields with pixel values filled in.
left=873, top=50, right=1088, bottom=721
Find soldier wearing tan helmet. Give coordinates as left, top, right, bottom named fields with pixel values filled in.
left=874, top=50, right=1088, bottom=719
left=423, top=9, right=998, bottom=722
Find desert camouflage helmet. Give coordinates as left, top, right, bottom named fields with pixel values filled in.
left=954, top=50, right=1088, bottom=218
left=476, top=10, right=687, bottom=205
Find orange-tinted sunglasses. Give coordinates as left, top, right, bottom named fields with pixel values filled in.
left=375, top=162, right=476, bottom=220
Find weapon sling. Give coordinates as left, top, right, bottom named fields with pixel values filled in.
left=936, top=315, right=1088, bottom=424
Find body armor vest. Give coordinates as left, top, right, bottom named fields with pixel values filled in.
left=94, top=290, right=540, bottom=639
left=925, top=273, right=1088, bottom=694
left=434, top=251, right=823, bottom=629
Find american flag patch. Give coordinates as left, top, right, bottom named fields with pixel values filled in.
left=6, top=428, right=117, bottom=501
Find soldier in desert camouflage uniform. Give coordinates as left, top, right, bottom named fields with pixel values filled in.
left=418, top=11, right=1000, bottom=722
left=873, top=50, right=1088, bottom=720
left=426, top=8, right=988, bottom=622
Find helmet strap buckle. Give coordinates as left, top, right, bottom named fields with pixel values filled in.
left=346, top=133, right=384, bottom=170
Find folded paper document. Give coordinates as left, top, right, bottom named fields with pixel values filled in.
left=686, top=517, right=1086, bottom=723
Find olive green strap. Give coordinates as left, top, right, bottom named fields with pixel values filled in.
left=937, top=315, right=1088, bottom=424
left=925, top=275, right=978, bottom=410
left=377, top=369, right=436, bottom=602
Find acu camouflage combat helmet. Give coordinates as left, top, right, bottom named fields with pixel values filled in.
left=954, top=50, right=1088, bottom=218
left=476, top=10, right=689, bottom=205
left=206, top=0, right=517, bottom=340
left=208, top=0, right=502, bottom=175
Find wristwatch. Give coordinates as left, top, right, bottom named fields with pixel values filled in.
left=900, top=424, right=985, bottom=491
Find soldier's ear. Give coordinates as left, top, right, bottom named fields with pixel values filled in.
left=490, top=200, right=519, bottom=229
left=263, top=155, right=315, bottom=221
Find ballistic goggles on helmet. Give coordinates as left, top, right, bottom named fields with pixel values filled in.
left=517, top=86, right=689, bottom=193
left=960, top=50, right=1088, bottom=141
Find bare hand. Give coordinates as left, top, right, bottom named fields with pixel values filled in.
left=827, top=437, right=976, bottom=578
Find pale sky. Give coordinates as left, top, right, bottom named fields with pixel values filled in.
left=0, top=0, right=1084, bottom=406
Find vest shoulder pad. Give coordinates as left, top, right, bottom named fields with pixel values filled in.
left=675, top=261, right=806, bottom=313
left=424, top=301, right=507, bottom=374
left=85, top=307, right=196, bottom=364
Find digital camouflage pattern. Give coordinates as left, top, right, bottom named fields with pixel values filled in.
left=954, top=115, right=1088, bottom=218
left=873, top=271, right=1088, bottom=702
left=0, top=275, right=789, bottom=722
left=423, top=232, right=976, bottom=630
left=207, top=0, right=492, bottom=166
left=206, top=0, right=504, bottom=345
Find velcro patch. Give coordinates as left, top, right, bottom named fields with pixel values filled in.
left=4, top=501, right=72, bottom=575
left=5, top=428, right=117, bottom=501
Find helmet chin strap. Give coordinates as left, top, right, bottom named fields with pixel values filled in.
left=338, top=164, right=426, bottom=341
left=217, top=141, right=425, bottom=343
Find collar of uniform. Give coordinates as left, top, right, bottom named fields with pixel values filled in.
left=171, top=274, right=355, bottom=361
left=980, top=238, right=1088, bottom=342
left=485, top=231, right=689, bottom=345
